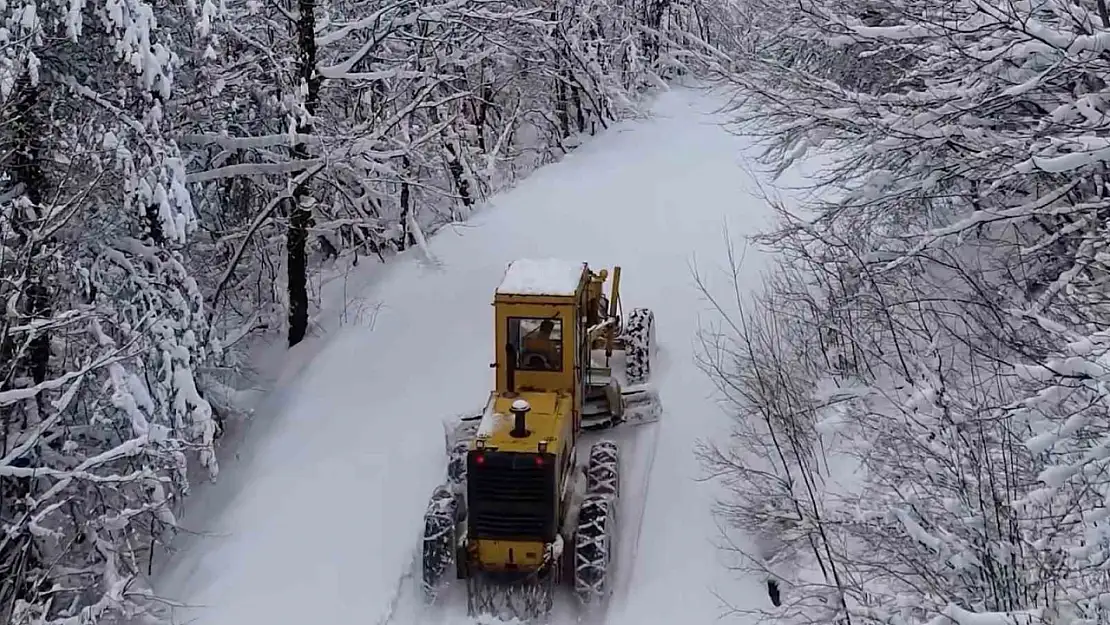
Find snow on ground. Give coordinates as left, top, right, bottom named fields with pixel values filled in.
left=149, top=84, right=817, bottom=625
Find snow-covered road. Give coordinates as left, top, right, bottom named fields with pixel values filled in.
left=152, top=85, right=794, bottom=625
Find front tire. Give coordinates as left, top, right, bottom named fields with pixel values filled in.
left=585, top=440, right=619, bottom=497
left=623, top=308, right=654, bottom=384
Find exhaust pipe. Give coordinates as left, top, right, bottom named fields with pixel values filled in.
left=510, top=399, right=531, bottom=438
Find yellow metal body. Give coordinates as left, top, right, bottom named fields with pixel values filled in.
left=478, top=392, right=574, bottom=452
left=474, top=538, right=548, bottom=571
left=465, top=260, right=622, bottom=576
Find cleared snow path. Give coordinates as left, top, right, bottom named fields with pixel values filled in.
left=153, top=85, right=792, bottom=625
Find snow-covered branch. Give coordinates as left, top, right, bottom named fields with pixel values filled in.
left=697, top=0, right=1110, bottom=623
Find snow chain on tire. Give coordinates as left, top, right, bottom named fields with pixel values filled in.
left=421, top=484, right=458, bottom=601
left=574, top=495, right=615, bottom=605
left=574, top=440, right=620, bottom=606
left=585, top=440, right=619, bottom=497
left=623, top=308, right=654, bottom=385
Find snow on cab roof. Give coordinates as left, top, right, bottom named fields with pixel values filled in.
left=496, top=258, right=586, bottom=296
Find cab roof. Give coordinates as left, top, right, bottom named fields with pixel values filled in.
left=495, top=258, right=586, bottom=297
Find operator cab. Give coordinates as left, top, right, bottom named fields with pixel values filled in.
left=492, top=258, right=587, bottom=396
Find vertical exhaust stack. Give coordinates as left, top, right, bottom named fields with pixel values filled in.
left=510, top=399, right=531, bottom=438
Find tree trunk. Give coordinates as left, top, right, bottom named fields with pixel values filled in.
left=571, top=82, right=585, bottom=133
left=286, top=195, right=311, bottom=347
left=473, top=67, right=492, bottom=152
left=555, top=71, right=570, bottom=139
left=397, top=154, right=416, bottom=250
left=643, top=0, right=672, bottom=64
left=0, top=71, right=49, bottom=622
left=9, top=76, right=50, bottom=386
left=426, top=98, right=474, bottom=210
left=287, top=0, right=322, bottom=347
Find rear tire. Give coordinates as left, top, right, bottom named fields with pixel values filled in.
left=575, top=440, right=620, bottom=606
left=421, top=485, right=459, bottom=601
left=624, top=308, right=654, bottom=385
left=573, top=494, right=616, bottom=606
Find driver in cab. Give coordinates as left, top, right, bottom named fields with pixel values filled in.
left=520, top=319, right=560, bottom=370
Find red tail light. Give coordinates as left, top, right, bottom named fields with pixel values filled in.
left=474, top=454, right=485, bottom=465
left=534, top=455, right=544, bottom=466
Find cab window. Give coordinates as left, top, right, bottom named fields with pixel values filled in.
left=509, top=317, right=563, bottom=372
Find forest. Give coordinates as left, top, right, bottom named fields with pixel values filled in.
left=0, top=0, right=715, bottom=620
left=697, top=0, right=1110, bottom=624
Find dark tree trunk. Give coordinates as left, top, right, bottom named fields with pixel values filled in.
left=445, top=142, right=472, bottom=208
left=25, top=283, right=49, bottom=386
left=424, top=91, right=474, bottom=210
left=473, top=69, right=492, bottom=152
left=287, top=0, right=322, bottom=347
left=555, top=71, right=570, bottom=139
left=572, top=82, right=585, bottom=134
left=642, top=0, right=672, bottom=64
left=397, top=154, right=416, bottom=250
left=0, top=71, right=50, bottom=622
left=9, top=77, right=50, bottom=387
left=144, top=202, right=166, bottom=245
left=286, top=195, right=311, bottom=347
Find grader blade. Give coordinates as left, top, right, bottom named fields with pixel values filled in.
left=620, top=384, right=661, bottom=425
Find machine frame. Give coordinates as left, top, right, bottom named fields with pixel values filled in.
left=420, top=259, right=658, bottom=620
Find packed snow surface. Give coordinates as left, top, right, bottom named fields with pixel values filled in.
left=152, top=86, right=812, bottom=625
left=496, top=258, right=587, bottom=296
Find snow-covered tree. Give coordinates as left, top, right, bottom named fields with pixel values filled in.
left=1, top=0, right=712, bottom=618
left=0, top=0, right=222, bottom=620
left=183, top=0, right=711, bottom=350
left=697, top=0, right=1110, bottom=624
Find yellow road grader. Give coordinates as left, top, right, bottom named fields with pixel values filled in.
left=421, top=258, right=659, bottom=620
